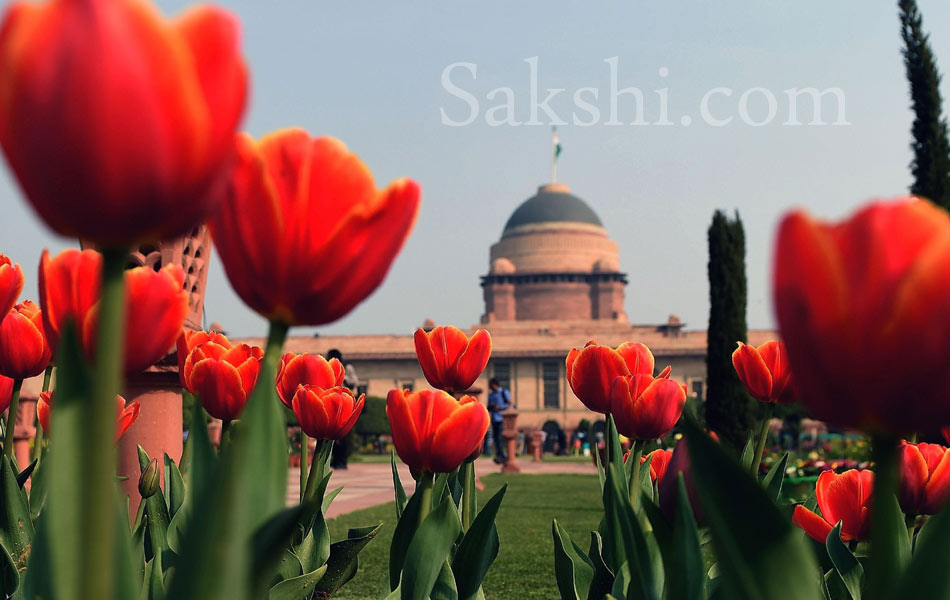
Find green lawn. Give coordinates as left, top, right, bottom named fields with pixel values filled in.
left=326, top=473, right=602, bottom=599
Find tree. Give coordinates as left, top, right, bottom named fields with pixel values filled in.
left=705, top=210, right=753, bottom=450
left=900, top=0, right=950, bottom=209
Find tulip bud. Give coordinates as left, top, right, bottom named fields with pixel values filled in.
left=139, top=458, right=161, bottom=499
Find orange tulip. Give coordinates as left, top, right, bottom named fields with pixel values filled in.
left=386, top=388, right=489, bottom=473
left=208, top=130, right=421, bottom=326
left=774, top=199, right=950, bottom=433
left=292, top=385, right=365, bottom=441
left=0, top=300, right=52, bottom=379
left=640, top=448, right=673, bottom=482
left=37, top=390, right=140, bottom=441
left=414, top=326, right=491, bottom=393
left=186, top=342, right=262, bottom=422
left=792, top=469, right=873, bottom=543
left=566, top=341, right=656, bottom=413
left=732, top=340, right=795, bottom=404
left=0, top=254, right=23, bottom=321
left=39, top=249, right=189, bottom=374
left=611, top=374, right=686, bottom=440
left=276, top=352, right=344, bottom=409
left=177, top=329, right=231, bottom=389
left=0, top=0, right=247, bottom=246
left=898, top=441, right=950, bottom=516
left=0, top=375, right=11, bottom=414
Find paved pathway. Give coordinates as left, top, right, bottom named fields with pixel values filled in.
left=287, top=456, right=597, bottom=518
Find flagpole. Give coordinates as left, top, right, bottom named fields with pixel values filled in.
left=552, top=127, right=558, bottom=183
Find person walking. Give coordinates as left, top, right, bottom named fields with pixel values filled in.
left=487, top=378, right=511, bottom=464
left=328, top=348, right=358, bottom=469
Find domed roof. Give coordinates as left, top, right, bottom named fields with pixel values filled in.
left=503, top=184, right=602, bottom=233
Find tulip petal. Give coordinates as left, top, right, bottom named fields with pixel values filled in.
left=190, top=358, right=246, bottom=421
left=414, top=328, right=443, bottom=389
left=451, top=328, right=491, bottom=392
left=628, top=377, right=686, bottom=440
left=568, top=344, right=630, bottom=414
left=429, top=400, right=490, bottom=473
left=386, top=389, right=423, bottom=473
left=732, top=342, right=773, bottom=402
left=792, top=505, right=834, bottom=543
left=899, top=443, right=930, bottom=514
left=921, top=447, right=950, bottom=515
left=616, top=342, right=654, bottom=375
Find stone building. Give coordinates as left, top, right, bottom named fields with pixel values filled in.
left=237, top=182, right=778, bottom=433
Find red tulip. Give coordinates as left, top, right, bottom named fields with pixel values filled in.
left=276, top=352, right=345, bottom=409
left=186, top=343, right=262, bottom=422
left=0, top=375, right=11, bottom=414
left=386, top=388, right=489, bottom=473
left=0, top=254, right=23, bottom=321
left=898, top=441, right=950, bottom=515
left=774, top=199, right=950, bottom=434
left=0, top=300, right=52, bottom=379
left=792, top=469, right=873, bottom=543
left=414, top=326, right=491, bottom=393
left=177, top=329, right=231, bottom=388
left=37, top=390, right=140, bottom=441
left=0, top=0, right=247, bottom=246
left=208, top=130, right=421, bottom=326
left=292, top=385, right=365, bottom=441
left=641, top=448, right=673, bottom=482
left=611, top=374, right=686, bottom=440
left=732, top=340, right=795, bottom=404
left=39, top=249, right=189, bottom=374
left=658, top=438, right=705, bottom=524
left=565, top=341, right=656, bottom=413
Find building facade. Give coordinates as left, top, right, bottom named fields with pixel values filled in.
left=237, top=182, right=777, bottom=433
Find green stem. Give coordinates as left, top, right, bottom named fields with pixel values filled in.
left=868, top=436, right=901, bottom=600
left=3, top=379, right=22, bottom=460
left=220, top=419, right=232, bottom=453
left=82, top=247, right=127, bottom=600
left=628, top=440, right=643, bottom=509
left=299, top=430, right=309, bottom=502
left=416, top=470, right=435, bottom=530
left=461, top=460, right=474, bottom=531
left=751, top=403, right=775, bottom=478
left=33, top=366, right=52, bottom=462
left=303, top=439, right=333, bottom=504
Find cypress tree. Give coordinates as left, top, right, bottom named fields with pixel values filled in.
left=900, top=0, right=950, bottom=209
left=705, top=210, right=753, bottom=450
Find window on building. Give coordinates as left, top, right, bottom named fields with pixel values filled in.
left=542, top=361, right=560, bottom=408
left=400, top=381, right=414, bottom=392
left=492, top=361, right=511, bottom=390
left=691, top=380, right=704, bottom=401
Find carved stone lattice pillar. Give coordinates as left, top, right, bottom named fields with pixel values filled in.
left=82, top=226, right=213, bottom=515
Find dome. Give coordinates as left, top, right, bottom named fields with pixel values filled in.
left=491, top=257, right=516, bottom=274
left=503, top=184, right=602, bottom=234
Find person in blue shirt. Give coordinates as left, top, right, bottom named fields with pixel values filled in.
left=487, top=378, right=511, bottom=463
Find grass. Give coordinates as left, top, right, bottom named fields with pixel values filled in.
left=326, top=472, right=602, bottom=600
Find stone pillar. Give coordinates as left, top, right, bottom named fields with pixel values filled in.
left=501, top=407, right=520, bottom=474
left=529, top=430, right=544, bottom=462
left=118, top=367, right=183, bottom=516
left=13, top=397, right=37, bottom=474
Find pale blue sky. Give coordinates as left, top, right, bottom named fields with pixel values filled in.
left=2, top=1, right=949, bottom=337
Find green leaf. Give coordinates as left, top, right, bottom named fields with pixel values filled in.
left=739, top=433, right=754, bottom=470
left=0, top=455, right=34, bottom=586
left=453, top=484, right=507, bottom=600
left=166, top=403, right=217, bottom=555
left=251, top=502, right=309, bottom=587
left=666, top=475, right=704, bottom=600
left=322, top=485, right=343, bottom=515
left=640, top=497, right=672, bottom=559
left=313, top=524, right=381, bottom=596
left=682, top=416, right=821, bottom=600
left=392, top=451, right=408, bottom=518
left=594, top=441, right=606, bottom=491
left=389, top=483, right=425, bottom=590
left=28, top=456, right=48, bottom=521
left=266, top=564, right=327, bottom=600
left=15, top=459, right=36, bottom=490
left=606, top=416, right=626, bottom=490
left=761, top=452, right=789, bottom=501
left=872, top=492, right=911, bottom=592
left=433, top=472, right=450, bottom=509
left=431, top=560, right=459, bottom=600
left=825, top=522, right=863, bottom=600
left=401, top=497, right=463, bottom=600
left=639, top=454, right=654, bottom=504
left=163, top=453, right=185, bottom=520
left=552, top=519, right=594, bottom=600
left=139, top=558, right=166, bottom=600
left=602, top=462, right=658, bottom=600
left=166, top=325, right=290, bottom=600
left=586, top=532, right=614, bottom=600
left=888, top=498, right=950, bottom=600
